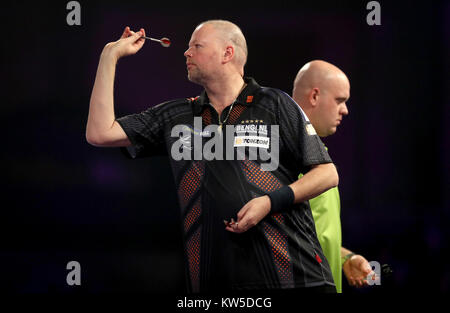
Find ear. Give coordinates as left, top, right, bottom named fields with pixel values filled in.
left=309, top=88, right=320, bottom=107
left=223, top=45, right=234, bottom=63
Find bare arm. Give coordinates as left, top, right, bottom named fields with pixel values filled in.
left=289, top=162, right=338, bottom=202
left=226, top=162, right=338, bottom=233
left=86, top=26, right=146, bottom=147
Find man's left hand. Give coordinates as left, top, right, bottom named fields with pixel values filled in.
left=343, top=254, right=372, bottom=287
left=225, top=196, right=271, bottom=233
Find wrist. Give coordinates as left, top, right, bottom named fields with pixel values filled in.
left=341, top=252, right=356, bottom=265
left=101, top=44, right=120, bottom=64
left=267, top=185, right=295, bottom=213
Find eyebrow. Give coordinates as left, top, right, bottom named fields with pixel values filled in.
left=336, top=97, right=349, bottom=102
left=188, top=39, right=205, bottom=46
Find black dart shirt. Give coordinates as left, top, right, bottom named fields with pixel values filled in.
left=116, top=77, right=335, bottom=292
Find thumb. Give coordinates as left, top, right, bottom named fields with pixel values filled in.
left=236, top=204, right=250, bottom=222
left=363, top=263, right=373, bottom=275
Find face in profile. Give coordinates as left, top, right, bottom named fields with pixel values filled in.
left=315, top=73, right=350, bottom=137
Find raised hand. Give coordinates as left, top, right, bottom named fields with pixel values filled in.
left=102, top=26, right=146, bottom=62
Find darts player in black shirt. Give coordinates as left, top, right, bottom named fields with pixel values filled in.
left=86, top=20, right=338, bottom=294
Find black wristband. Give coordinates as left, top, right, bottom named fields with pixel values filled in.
left=267, top=185, right=295, bottom=213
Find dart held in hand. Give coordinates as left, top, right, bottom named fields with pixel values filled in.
left=141, top=36, right=171, bottom=47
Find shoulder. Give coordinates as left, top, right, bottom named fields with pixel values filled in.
left=255, top=87, right=308, bottom=120
left=139, top=97, right=197, bottom=120
left=254, top=86, right=298, bottom=107
left=151, top=97, right=193, bottom=112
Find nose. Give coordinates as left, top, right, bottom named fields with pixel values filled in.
left=340, top=103, right=349, bottom=116
left=184, top=47, right=193, bottom=58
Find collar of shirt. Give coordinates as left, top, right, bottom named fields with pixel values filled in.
left=192, top=77, right=261, bottom=115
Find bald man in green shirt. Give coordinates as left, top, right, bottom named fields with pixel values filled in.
left=293, top=60, right=371, bottom=293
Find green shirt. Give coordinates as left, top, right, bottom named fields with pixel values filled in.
left=309, top=186, right=342, bottom=293
left=299, top=172, right=342, bottom=292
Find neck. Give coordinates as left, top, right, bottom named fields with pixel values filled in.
left=205, top=74, right=245, bottom=114
left=302, top=107, right=326, bottom=138
left=295, top=100, right=323, bottom=136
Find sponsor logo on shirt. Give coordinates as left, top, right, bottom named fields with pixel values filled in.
left=234, top=136, right=270, bottom=149
left=235, top=123, right=268, bottom=135
left=170, top=117, right=279, bottom=171
left=305, top=123, right=317, bottom=136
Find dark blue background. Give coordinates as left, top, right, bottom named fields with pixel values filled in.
left=1, top=0, right=448, bottom=295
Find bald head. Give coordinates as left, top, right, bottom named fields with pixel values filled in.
left=292, top=60, right=350, bottom=137
left=197, top=20, right=248, bottom=68
left=293, top=60, right=348, bottom=104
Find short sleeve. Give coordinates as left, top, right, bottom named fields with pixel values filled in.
left=277, top=91, right=332, bottom=172
left=116, top=106, right=166, bottom=158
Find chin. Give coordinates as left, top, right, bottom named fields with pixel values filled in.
left=189, top=74, right=209, bottom=87
left=187, top=74, right=199, bottom=84
left=326, top=128, right=337, bottom=136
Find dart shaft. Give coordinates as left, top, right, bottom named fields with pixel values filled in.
left=141, top=36, right=161, bottom=42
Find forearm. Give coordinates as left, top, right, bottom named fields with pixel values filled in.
left=86, top=48, right=118, bottom=144
left=289, top=163, right=338, bottom=203
left=236, top=162, right=338, bottom=228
